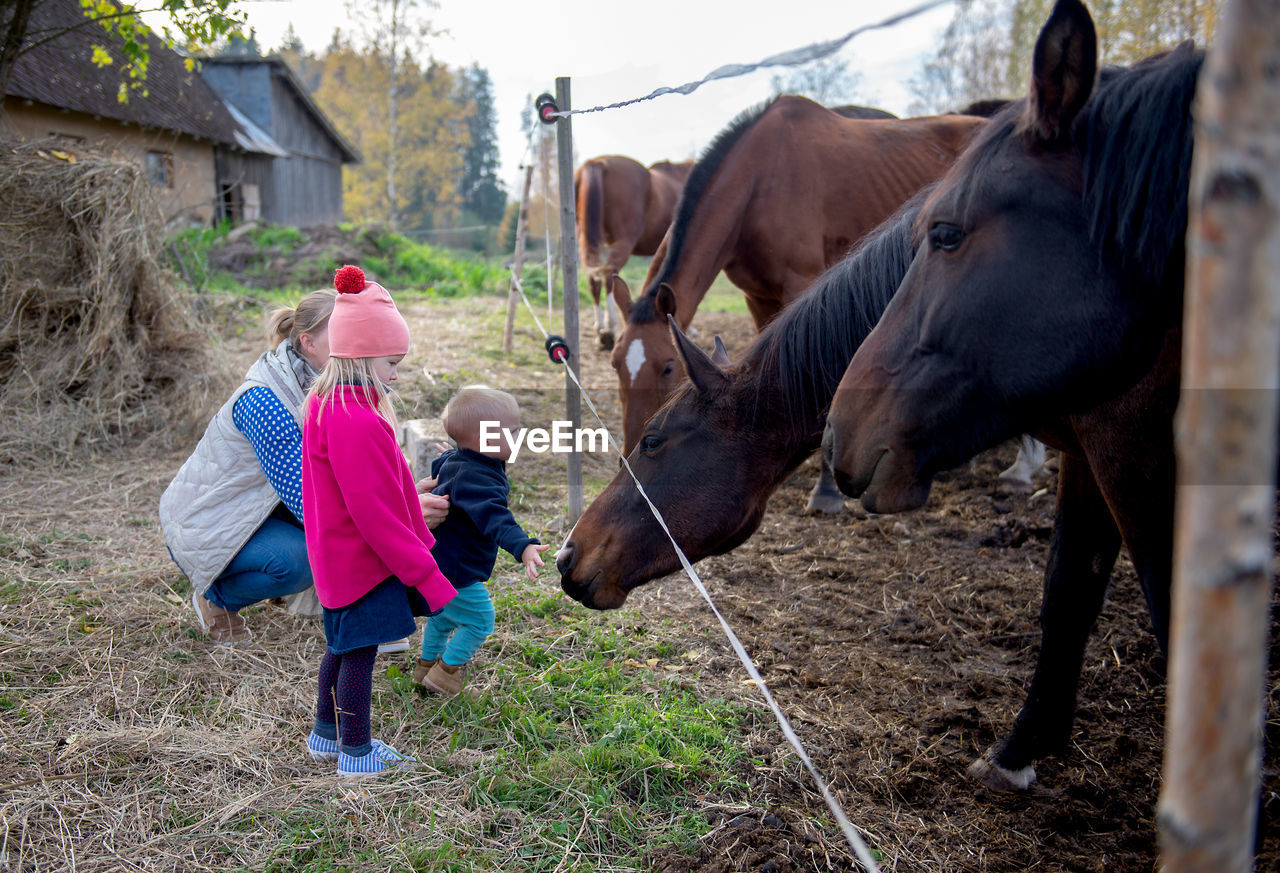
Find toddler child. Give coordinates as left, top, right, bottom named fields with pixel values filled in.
left=302, top=265, right=457, bottom=778
left=414, top=386, right=551, bottom=696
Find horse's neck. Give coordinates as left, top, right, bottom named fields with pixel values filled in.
left=657, top=175, right=757, bottom=325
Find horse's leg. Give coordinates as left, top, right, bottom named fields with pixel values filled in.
left=968, top=450, right=1121, bottom=791
left=998, top=435, right=1048, bottom=490
left=596, top=246, right=633, bottom=351
left=587, top=273, right=606, bottom=347
left=805, top=456, right=846, bottom=514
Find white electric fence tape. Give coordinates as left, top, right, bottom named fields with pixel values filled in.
left=548, top=0, right=950, bottom=119
left=510, top=271, right=882, bottom=872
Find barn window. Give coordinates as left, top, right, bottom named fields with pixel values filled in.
left=145, top=151, right=173, bottom=188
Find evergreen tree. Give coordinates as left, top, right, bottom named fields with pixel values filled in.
left=457, top=64, right=507, bottom=223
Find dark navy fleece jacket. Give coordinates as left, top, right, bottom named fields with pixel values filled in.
left=430, top=448, right=539, bottom=588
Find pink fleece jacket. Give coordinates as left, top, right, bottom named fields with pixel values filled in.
left=301, top=384, right=456, bottom=611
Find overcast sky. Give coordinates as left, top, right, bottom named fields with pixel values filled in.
left=226, top=0, right=956, bottom=193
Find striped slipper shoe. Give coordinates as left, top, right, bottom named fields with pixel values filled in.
left=336, top=739, right=414, bottom=779
left=306, top=731, right=340, bottom=762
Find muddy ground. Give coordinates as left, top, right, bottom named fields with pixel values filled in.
left=549, top=304, right=1280, bottom=872
left=4, top=295, right=1276, bottom=872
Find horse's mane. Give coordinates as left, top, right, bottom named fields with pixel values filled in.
left=750, top=189, right=926, bottom=433
left=630, top=97, right=780, bottom=325
left=944, top=44, right=1203, bottom=293
left=1078, top=43, right=1202, bottom=290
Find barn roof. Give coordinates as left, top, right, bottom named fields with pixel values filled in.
left=197, top=56, right=361, bottom=164
left=6, top=0, right=239, bottom=146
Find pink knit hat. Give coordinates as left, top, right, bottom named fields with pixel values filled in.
left=328, top=265, right=410, bottom=358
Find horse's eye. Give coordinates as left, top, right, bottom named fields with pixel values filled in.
left=929, top=222, right=965, bottom=252
left=640, top=433, right=666, bottom=453
left=661, top=361, right=675, bottom=378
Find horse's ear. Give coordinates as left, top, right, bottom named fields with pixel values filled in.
left=669, top=315, right=727, bottom=394
left=610, top=275, right=633, bottom=320
left=1023, top=0, right=1097, bottom=143
left=656, top=283, right=678, bottom=322
left=711, top=335, right=731, bottom=366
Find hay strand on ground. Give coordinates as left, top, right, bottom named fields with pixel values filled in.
left=0, top=140, right=233, bottom=463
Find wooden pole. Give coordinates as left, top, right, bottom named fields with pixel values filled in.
left=502, top=164, right=535, bottom=355
left=1159, top=1, right=1280, bottom=869
left=554, top=76, right=583, bottom=523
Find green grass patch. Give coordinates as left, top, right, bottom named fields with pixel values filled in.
left=227, top=579, right=752, bottom=871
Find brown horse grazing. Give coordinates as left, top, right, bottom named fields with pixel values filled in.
left=574, top=156, right=693, bottom=350
left=824, top=0, right=1202, bottom=791
left=558, top=192, right=922, bottom=608
left=607, top=96, right=984, bottom=511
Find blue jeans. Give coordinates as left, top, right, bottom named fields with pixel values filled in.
left=420, top=583, right=495, bottom=666
left=205, top=516, right=313, bottom=612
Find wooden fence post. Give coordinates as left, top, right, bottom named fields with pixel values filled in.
left=502, top=164, right=535, bottom=355
left=553, top=76, right=583, bottom=524
left=1158, top=1, right=1280, bottom=869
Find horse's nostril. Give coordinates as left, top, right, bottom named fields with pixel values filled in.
left=821, top=422, right=838, bottom=467
left=556, top=542, right=576, bottom=575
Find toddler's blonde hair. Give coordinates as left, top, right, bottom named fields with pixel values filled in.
left=443, top=385, right=520, bottom=445
left=307, top=357, right=399, bottom=430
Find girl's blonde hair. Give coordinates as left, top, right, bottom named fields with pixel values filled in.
left=442, top=385, right=520, bottom=444
left=267, top=288, right=337, bottom=348
left=307, top=357, right=399, bottom=431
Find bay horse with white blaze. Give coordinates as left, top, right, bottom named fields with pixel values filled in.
left=824, top=0, right=1201, bottom=791
left=607, top=96, right=985, bottom=511
left=573, top=156, right=693, bottom=350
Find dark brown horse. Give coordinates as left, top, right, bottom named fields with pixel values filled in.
left=824, top=0, right=1201, bottom=791
left=607, top=96, right=985, bottom=512
left=558, top=192, right=921, bottom=606
left=574, top=156, right=693, bottom=350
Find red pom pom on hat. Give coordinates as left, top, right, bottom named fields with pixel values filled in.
left=334, top=265, right=366, bottom=294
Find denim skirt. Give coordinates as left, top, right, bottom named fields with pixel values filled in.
left=322, top=576, right=433, bottom=655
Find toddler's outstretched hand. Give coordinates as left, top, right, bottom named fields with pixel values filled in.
left=521, top=543, right=554, bottom=581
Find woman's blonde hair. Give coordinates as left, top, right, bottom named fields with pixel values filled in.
left=442, top=385, right=520, bottom=444
left=307, top=357, right=399, bottom=431
left=267, top=288, right=337, bottom=347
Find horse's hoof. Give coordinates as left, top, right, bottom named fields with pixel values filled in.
left=805, top=492, right=845, bottom=515
left=997, top=469, right=1035, bottom=492
left=967, top=749, right=1036, bottom=792
left=598, top=331, right=615, bottom=351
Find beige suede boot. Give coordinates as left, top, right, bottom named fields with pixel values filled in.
left=420, top=660, right=468, bottom=696
left=413, top=657, right=437, bottom=686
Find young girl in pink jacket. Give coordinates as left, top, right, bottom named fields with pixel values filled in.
left=301, top=265, right=457, bottom=778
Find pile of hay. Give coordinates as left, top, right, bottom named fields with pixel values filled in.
left=0, top=140, right=233, bottom=463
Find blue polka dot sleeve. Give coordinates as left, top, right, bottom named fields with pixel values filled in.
left=232, top=386, right=305, bottom=523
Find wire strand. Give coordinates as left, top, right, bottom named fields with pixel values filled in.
left=508, top=270, right=882, bottom=872
left=548, top=0, right=950, bottom=119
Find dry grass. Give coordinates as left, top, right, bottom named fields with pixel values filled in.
left=0, top=140, right=233, bottom=465
left=0, top=298, right=776, bottom=873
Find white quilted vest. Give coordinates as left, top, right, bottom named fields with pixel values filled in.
left=159, top=341, right=308, bottom=594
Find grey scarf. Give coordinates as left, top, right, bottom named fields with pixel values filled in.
left=286, top=341, right=321, bottom=391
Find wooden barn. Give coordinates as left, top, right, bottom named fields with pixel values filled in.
left=0, top=0, right=359, bottom=227
left=198, top=56, right=360, bottom=227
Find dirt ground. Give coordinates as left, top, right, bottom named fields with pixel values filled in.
left=3, top=295, right=1276, bottom=872
left=539, top=303, right=1280, bottom=873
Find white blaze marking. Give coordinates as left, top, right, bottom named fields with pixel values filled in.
left=625, top=338, right=646, bottom=384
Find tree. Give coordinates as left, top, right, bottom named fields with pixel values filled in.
left=271, top=24, right=323, bottom=92
left=911, top=0, right=1221, bottom=114
left=316, top=40, right=470, bottom=230
left=338, top=0, right=442, bottom=231
left=909, top=0, right=1014, bottom=114
left=0, top=0, right=245, bottom=120
left=769, top=55, right=865, bottom=106
left=456, top=64, right=506, bottom=224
